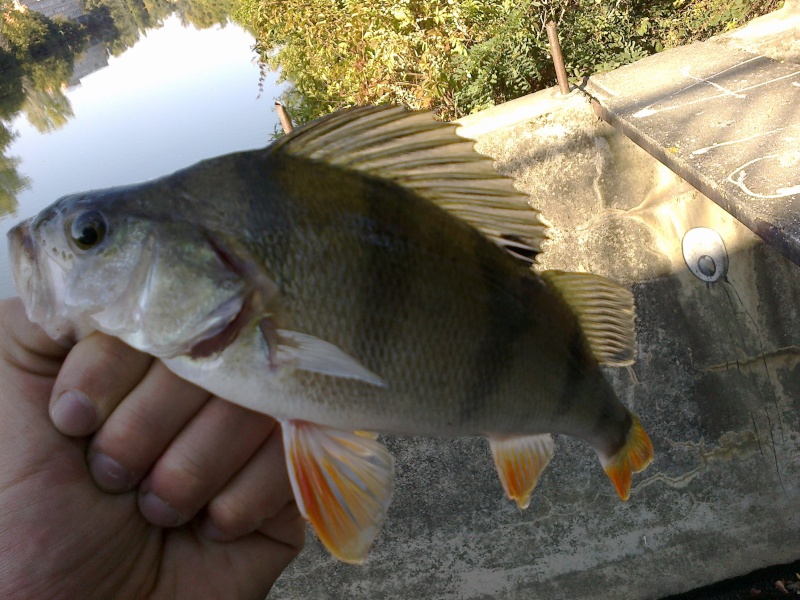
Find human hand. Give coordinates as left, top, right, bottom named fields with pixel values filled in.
left=0, top=297, right=303, bottom=599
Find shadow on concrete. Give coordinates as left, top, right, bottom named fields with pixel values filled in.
left=662, top=558, right=800, bottom=599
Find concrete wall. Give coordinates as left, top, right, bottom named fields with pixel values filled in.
left=269, top=91, right=800, bottom=599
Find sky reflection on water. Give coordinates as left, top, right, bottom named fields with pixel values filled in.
left=0, top=15, right=283, bottom=299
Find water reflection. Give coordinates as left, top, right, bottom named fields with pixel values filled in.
left=0, top=146, right=28, bottom=218
left=0, top=0, right=247, bottom=213
left=0, top=10, right=281, bottom=299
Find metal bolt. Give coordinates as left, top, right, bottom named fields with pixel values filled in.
left=682, top=227, right=728, bottom=283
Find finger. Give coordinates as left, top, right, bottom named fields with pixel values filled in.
left=50, top=333, right=153, bottom=437
left=87, top=360, right=212, bottom=493
left=138, top=398, right=275, bottom=527
left=200, top=425, right=294, bottom=541
left=0, top=298, right=67, bottom=380
left=255, top=500, right=305, bottom=552
left=160, top=508, right=304, bottom=599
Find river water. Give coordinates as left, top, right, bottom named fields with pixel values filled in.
left=0, top=15, right=282, bottom=299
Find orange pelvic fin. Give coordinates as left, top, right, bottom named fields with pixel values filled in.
left=488, top=433, right=554, bottom=509
left=282, top=420, right=394, bottom=564
left=599, top=414, right=654, bottom=501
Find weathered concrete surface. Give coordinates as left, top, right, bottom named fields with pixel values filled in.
left=269, top=89, right=800, bottom=599
left=586, top=4, right=800, bottom=267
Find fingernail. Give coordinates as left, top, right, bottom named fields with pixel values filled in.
left=50, top=390, right=96, bottom=436
left=139, top=491, right=183, bottom=528
left=88, top=453, right=131, bottom=493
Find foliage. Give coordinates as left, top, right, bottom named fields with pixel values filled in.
left=83, top=0, right=162, bottom=55
left=0, top=47, right=24, bottom=119
left=0, top=145, right=26, bottom=217
left=236, top=0, right=783, bottom=123
left=646, top=0, right=783, bottom=48
left=0, top=10, right=85, bottom=134
left=21, top=71, right=74, bottom=132
left=2, top=10, right=86, bottom=63
left=174, top=0, right=241, bottom=30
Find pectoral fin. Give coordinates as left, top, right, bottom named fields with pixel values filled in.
left=488, top=433, right=554, bottom=509
left=259, top=319, right=386, bottom=386
left=282, top=420, right=395, bottom=564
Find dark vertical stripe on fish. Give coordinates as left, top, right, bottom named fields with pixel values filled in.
left=459, top=248, right=527, bottom=425
left=353, top=179, right=418, bottom=372
left=555, top=330, right=587, bottom=421
left=242, top=155, right=297, bottom=290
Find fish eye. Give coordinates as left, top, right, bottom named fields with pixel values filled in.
left=69, top=210, right=108, bottom=251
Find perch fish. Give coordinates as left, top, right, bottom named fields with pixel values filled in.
left=7, top=105, right=653, bottom=563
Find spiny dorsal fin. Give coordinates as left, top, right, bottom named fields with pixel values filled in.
left=541, top=270, right=636, bottom=367
left=269, top=105, right=548, bottom=263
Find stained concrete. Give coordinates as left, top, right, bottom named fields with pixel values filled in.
left=269, top=9, right=800, bottom=600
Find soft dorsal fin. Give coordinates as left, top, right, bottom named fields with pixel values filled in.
left=541, top=270, right=637, bottom=367
left=269, top=105, right=548, bottom=263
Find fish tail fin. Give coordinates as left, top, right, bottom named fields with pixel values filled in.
left=598, top=413, right=653, bottom=501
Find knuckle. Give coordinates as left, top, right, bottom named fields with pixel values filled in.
left=57, top=333, right=151, bottom=413
left=150, top=449, right=212, bottom=512
left=208, top=493, right=255, bottom=532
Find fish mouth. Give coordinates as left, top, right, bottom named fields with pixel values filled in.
left=7, top=219, right=38, bottom=302
left=8, top=220, right=35, bottom=265
left=7, top=219, right=54, bottom=329
left=7, top=218, right=78, bottom=343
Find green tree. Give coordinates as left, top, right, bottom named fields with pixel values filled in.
left=21, top=72, right=74, bottom=133
left=175, top=0, right=240, bottom=29
left=0, top=124, right=27, bottom=217
left=0, top=47, right=25, bottom=119
left=2, top=10, right=86, bottom=62
left=83, top=0, right=162, bottom=55
left=2, top=11, right=80, bottom=132
left=0, top=5, right=86, bottom=207
left=236, top=0, right=783, bottom=123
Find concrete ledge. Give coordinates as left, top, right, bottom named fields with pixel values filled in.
left=586, top=34, right=800, bottom=267
left=456, top=86, right=583, bottom=139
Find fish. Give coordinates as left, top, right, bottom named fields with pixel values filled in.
left=7, top=105, right=653, bottom=564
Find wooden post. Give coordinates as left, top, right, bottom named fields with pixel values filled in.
left=275, top=102, right=294, bottom=133
left=545, top=21, right=570, bottom=95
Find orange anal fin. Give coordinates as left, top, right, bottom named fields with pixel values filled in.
left=600, top=414, right=654, bottom=501
left=282, top=420, right=394, bottom=564
left=488, top=433, right=554, bottom=509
